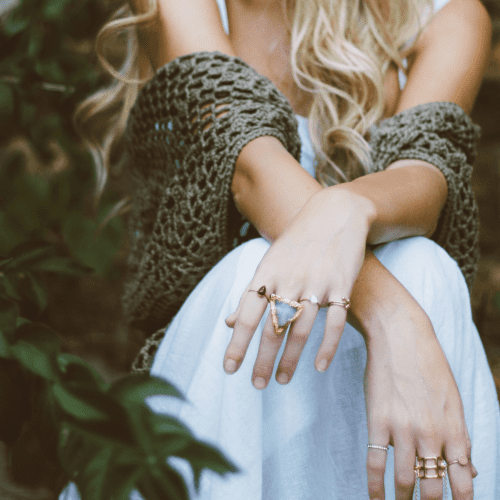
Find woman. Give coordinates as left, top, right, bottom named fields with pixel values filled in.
left=61, top=0, right=499, bottom=498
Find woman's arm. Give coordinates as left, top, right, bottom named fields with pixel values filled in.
left=235, top=0, right=492, bottom=246
left=131, top=0, right=236, bottom=66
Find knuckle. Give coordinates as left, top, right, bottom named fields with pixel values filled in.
left=395, top=472, right=415, bottom=490
left=291, top=329, right=309, bottom=343
left=458, top=480, right=474, bottom=497
left=367, top=480, right=384, bottom=499
left=278, top=358, right=297, bottom=374
left=235, top=318, right=256, bottom=333
left=371, top=412, right=390, bottom=432
left=366, top=454, right=385, bottom=474
left=253, top=363, right=272, bottom=378
left=424, top=492, right=441, bottom=500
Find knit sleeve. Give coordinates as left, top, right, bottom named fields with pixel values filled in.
left=368, top=101, right=481, bottom=289
left=122, top=51, right=302, bottom=333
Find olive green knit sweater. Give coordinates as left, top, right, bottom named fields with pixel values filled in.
left=123, top=52, right=480, bottom=336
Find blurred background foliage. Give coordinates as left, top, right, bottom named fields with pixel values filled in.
left=0, top=0, right=125, bottom=278
left=0, top=0, right=500, bottom=498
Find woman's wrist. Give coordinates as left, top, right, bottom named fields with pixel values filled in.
left=323, top=185, right=377, bottom=237
left=348, top=250, right=427, bottom=342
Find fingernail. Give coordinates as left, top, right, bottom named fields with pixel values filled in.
left=224, top=359, right=237, bottom=374
left=317, top=359, right=328, bottom=372
left=277, top=372, right=289, bottom=385
left=253, top=377, right=266, bottom=390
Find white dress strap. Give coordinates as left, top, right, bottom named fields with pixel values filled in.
left=215, top=0, right=229, bottom=35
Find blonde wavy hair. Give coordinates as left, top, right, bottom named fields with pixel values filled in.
left=75, top=0, right=434, bottom=197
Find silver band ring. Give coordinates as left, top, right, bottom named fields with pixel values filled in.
left=367, top=444, right=389, bottom=451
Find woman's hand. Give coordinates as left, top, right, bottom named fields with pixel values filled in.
left=223, top=186, right=375, bottom=388
left=363, top=296, right=478, bottom=500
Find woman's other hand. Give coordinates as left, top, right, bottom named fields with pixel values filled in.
left=223, top=186, right=375, bottom=388
left=363, top=279, right=478, bottom=500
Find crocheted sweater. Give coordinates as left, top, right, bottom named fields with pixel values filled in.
left=123, top=52, right=480, bottom=335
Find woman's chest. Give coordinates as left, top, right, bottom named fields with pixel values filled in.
left=225, top=0, right=401, bottom=119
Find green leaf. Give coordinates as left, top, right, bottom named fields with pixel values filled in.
left=3, top=242, right=56, bottom=272
left=101, top=455, right=142, bottom=500
left=27, top=29, right=43, bottom=58
left=3, top=10, right=29, bottom=36
left=10, top=322, right=60, bottom=380
left=29, top=256, right=93, bottom=276
left=43, top=0, right=71, bottom=20
left=0, top=273, right=20, bottom=300
left=0, top=258, right=13, bottom=269
left=172, top=441, right=239, bottom=490
left=24, top=273, right=48, bottom=311
left=0, top=295, right=18, bottom=340
left=53, top=384, right=108, bottom=421
left=109, top=373, right=184, bottom=406
left=138, top=463, right=190, bottom=500
left=57, top=353, right=108, bottom=391
left=60, top=430, right=113, bottom=500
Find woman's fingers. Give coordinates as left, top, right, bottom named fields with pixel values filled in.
left=416, top=450, right=445, bottom=500
left=223, top=288, right=269, bottom=374
left=445, top=440, right=474, bottom=500
left=366, top=443, right=390, bottom=499
left=251, top=313, right=286, bottom=389
left=393, top=440, right=417, bottom=500
left=274, top=301, right=319, bottom=384
left=314, top=304, right=348, bottom=372
left=225, top=282, right=253, bottom=328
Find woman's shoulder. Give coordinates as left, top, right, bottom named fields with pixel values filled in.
left=402, top=0, right=491, bottom=69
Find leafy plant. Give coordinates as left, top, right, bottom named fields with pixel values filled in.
left=0, top=243, right=238, bottom=498
left=0, top=1, right=238, bottom=497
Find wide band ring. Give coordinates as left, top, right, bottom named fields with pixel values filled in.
left=415, top=456, right=447, bottom=479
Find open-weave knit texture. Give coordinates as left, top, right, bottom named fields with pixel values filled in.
left=368, top=101, right=481, bottom=290
left=123, top=52, right=302, bottom=334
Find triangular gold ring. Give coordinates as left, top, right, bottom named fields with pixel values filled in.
left=269, top=294, right=304, bottom=335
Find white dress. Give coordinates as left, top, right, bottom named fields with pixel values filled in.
left=61, top=0, right=500, bottom=498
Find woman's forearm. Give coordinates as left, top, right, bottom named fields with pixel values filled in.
left=233, top=137, right=446, bottom=245
left=233, top=135, right=448, bottom=334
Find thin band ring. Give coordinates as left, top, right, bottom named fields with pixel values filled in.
left=367, top=444, right=389, bottom=451
left=319, top=297, right=351, bottom=310
left=299, top=294, right=320, bottom=306
left=446, top=455, right=468, bottom=467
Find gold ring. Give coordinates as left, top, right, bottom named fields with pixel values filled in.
left=447, top=455, right=468, bottom=467
left=249, top=287, right=305, bottom=335
left=414, top=456, right=447, bottom=479
left=269, top=294, right=304, bottom=335
left=319, top=297, right=351, bottom=310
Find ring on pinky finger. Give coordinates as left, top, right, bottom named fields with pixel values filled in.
left=366, top=438, right=390, bottom=499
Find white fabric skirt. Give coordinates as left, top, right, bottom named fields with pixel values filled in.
left=61, top=236, right=500, bottom=500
